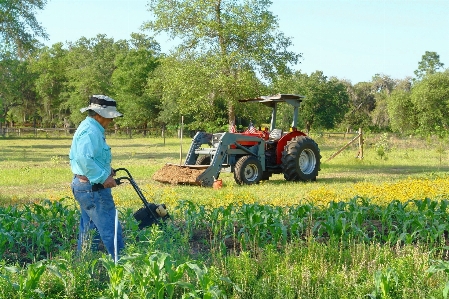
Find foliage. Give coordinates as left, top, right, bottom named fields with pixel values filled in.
left=1, top=136, right=449, bottom=297
left=1, top=197, right=449, bottom=298
left=427, top=259, right=449, bottom=299
left=63, top=34, right=125, bottom=125
left=414, top=51, right=445, bottom=81
left=0, top=0, right=48, bottom=55
left=386, top=89, right=415, bottom=134
left=0, top=51, right=38, bottom=128
left=341, top=81, right=376, bottom=131
left=367, top=267, right=399, bottom=299
left=0, top=199, right=78, bottom=264
left=374, top=133, right=391, bottom=160
left=370, top=74, right=396, bottom=130
left=144, top=0, right=297, bottom=125
left=111, top=33, right=161, bottom=129
left=275, top=71, right=350, bottom=131
left=410, top=71, right=449, bottom=137
left=28, top=43, right=69, bottom=127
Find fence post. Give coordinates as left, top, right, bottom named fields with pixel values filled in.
left=162, top=126, right=166, bottom=146
left=326, top=128, right=364, bottom=162
left=357, top=128, right=364, bottom=159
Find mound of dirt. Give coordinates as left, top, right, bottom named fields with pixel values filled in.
left=152, top=164, right=204, bottom=185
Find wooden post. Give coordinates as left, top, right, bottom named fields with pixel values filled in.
left=326, top=128, right=364, bottom=162
left=179, top=116, right=184, bottom=165
left=357, top=128, right=364, bottom=159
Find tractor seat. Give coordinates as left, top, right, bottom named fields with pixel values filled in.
left=268, top=128, right=283, bottom=141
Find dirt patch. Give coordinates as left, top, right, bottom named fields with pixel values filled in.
left=152, top=164, right=204, bottom=185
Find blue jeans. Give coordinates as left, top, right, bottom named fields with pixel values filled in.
left=71, top=176, right=124, bottom=260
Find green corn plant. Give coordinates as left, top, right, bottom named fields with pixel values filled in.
left=176, top=200, right=208, bottom=231
left=317, top=211, right=349, bottom=241
left=367, top=267, right=399, bottom=299
left=122, top=251, right=195, bottom=299
left=1, top=260, right=47, bottom=299
left=161, top=255, right=188, bottom=299
left=101, top=255, right=130, bottom=299
left=207, top=204, right=235, bottom=252
left=286, top=204, right=312, bottom=239
left=123, top=251, right=169, bottom=299
left=185, top=262, right=228, bottom=299
left=264, top=205, right=288, bottom=246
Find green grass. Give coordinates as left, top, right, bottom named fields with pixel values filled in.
left=1, top=133, right=448, bottom=206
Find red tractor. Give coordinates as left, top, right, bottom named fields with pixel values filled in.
left=153, top=94, right=321, bottom=187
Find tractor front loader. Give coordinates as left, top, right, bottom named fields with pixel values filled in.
left=152, top=94, right=321, bottom=187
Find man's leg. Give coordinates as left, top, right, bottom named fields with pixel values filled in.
left=77, top=208, right=100, bottom=253
left=87, top=188, right=124, bottom=260
left=72, top=176, right=101, bottom=254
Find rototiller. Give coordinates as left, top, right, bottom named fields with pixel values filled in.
left=114, top=168, right=170, bottom=229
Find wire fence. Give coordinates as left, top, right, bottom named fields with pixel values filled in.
left=0, top=127, right=191, bottom=138
left=0, top=126, right=363, bottom=141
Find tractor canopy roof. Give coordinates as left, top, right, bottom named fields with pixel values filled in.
left=238, top=93, right=305, bottom=108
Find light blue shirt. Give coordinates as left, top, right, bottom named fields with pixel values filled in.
left=69, top=117, right=111, bottom=184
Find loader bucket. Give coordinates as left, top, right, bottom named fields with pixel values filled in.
left=152, top=163, right=208, bottom=186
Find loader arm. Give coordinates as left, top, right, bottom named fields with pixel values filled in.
left=184, top=131, right=213, bottom=165
left=195, top=132, right=266, bottom=186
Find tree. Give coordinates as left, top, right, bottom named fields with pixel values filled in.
left=410, top=72, right=449, bottom=137
left=414, top=51, right=444, bottom=81
left=63, top=34, right=126, bottom=125
left=0, top=0, right=48, bottom=54
left=0, top=51, right=37, bottom=128
left=28, top=43, right=69, bottom=127
left=341, top=81, right=376, bottom=131
left=386, top=89, right=415, bottom=134
left=112, top=33, right=161, bottom=130
left=274, top=71, right=349, bottom=132
left=385, top=77, right=413, bottom=134
left=370, top=74, right=396, bottom=130
left=371, top=74, right=395, bottom=95
left=143, top=0, right=299, bottom=128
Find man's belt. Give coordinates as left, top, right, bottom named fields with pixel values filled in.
left=75, top=175, right=105, bottom=191
left=91, top=184, right=105, bottom=191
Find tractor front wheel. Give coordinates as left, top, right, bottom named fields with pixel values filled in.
left=282, top=136, right=321, bottom=181
left=196, top=155, right=211, bottom=165
left=234, top=156, right=263, bottom=185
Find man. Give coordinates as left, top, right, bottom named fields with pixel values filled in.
left=69, top=95, right=124, bottom=260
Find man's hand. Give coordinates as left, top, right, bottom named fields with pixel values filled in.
left=103, top=175, right=117, bottom=188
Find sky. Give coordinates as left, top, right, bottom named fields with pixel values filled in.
left=36, top=0, right=449, bottom=84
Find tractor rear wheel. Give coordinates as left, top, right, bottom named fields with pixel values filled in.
left=282, top=136, right=321, bottom=181
left=234, top=156, right=263, bottom=185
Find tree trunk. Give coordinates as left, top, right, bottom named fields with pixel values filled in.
left=228, top=100, right=235, bottom=126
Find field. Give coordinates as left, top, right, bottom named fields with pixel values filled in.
left=2, top=133, right=449, bottom=298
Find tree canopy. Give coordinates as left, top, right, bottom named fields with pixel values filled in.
left=0, top=1, right=447, bottom=139
left=414, top=51, right=445, bottom=81
left=0, top=0, right=48, bottom=54
left=144, top=0, right=299, bottom=126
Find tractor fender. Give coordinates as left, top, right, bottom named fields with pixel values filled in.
left=276, top=131, right=307, bottom=165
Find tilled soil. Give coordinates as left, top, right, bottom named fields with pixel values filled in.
left=152, top=164, right=204, bottom=185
